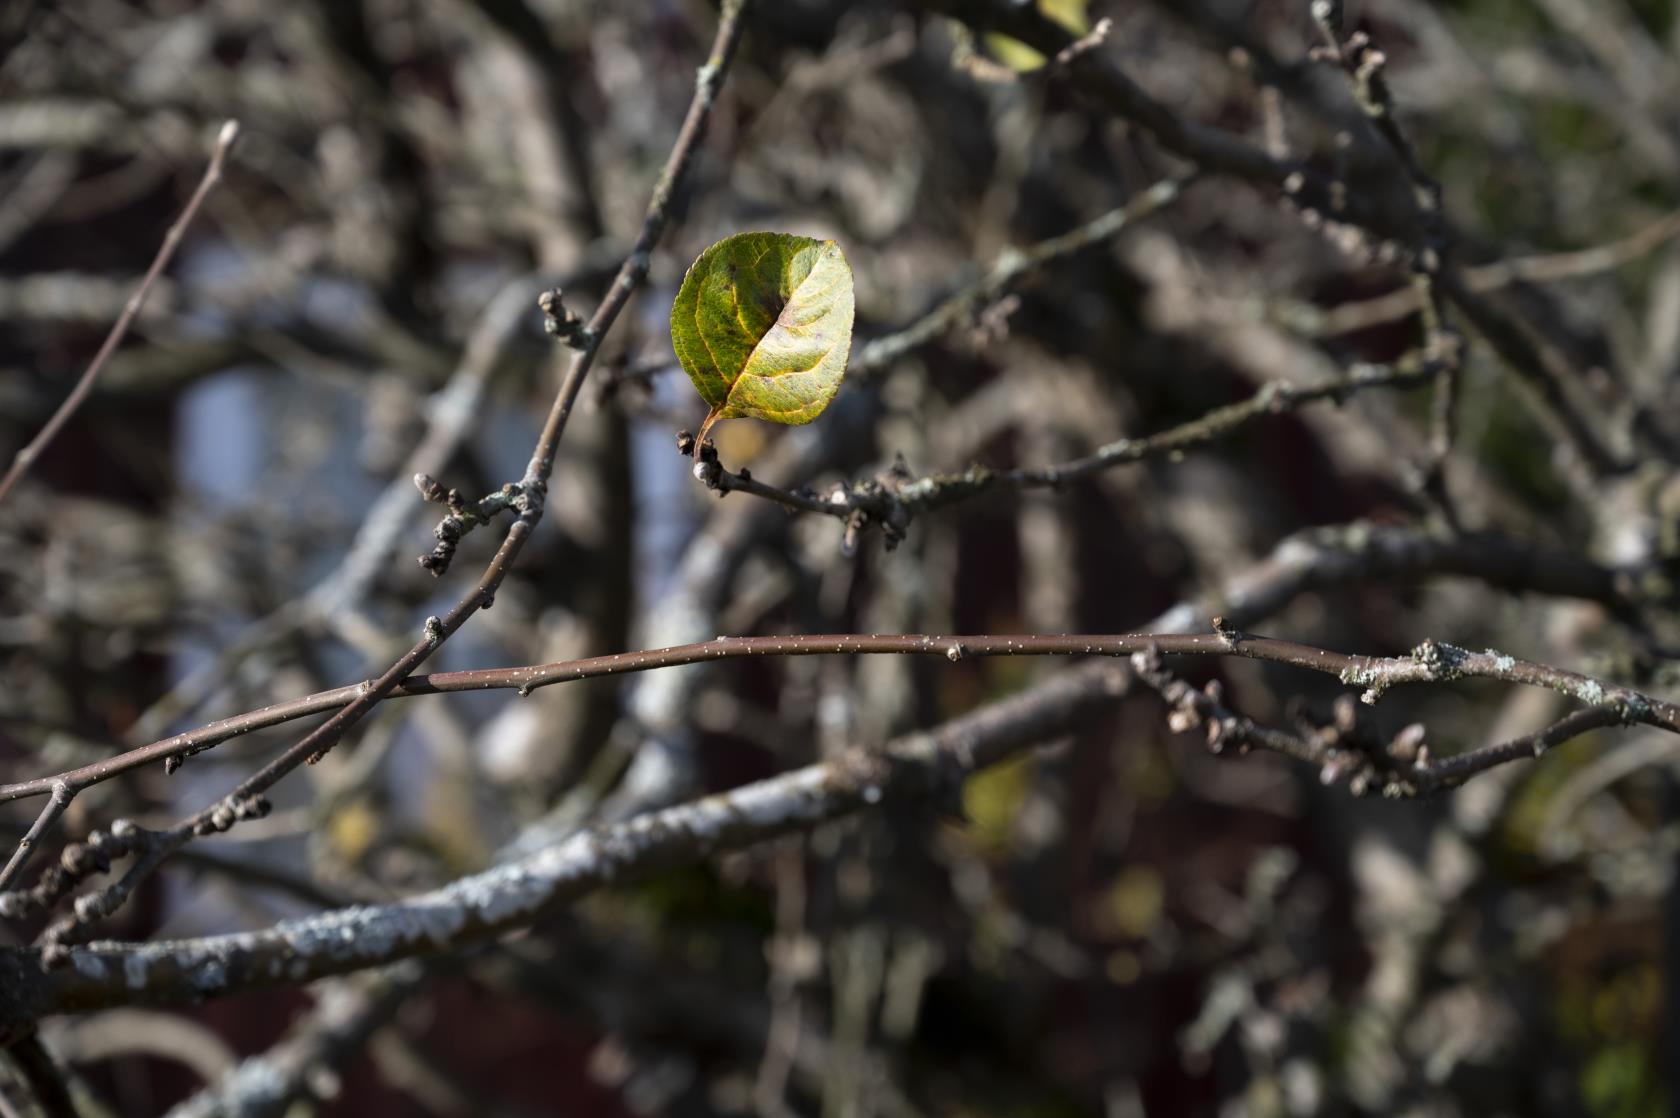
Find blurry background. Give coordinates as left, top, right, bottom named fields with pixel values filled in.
left=3, top=0, right=1680, bottom=1113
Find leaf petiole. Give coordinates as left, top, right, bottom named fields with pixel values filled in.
left=695, top=405, right=725, bottom=459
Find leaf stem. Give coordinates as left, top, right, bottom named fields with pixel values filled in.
left=0, top=120, right=240, bottom=506
left=695, top=406, right=724, bottom=458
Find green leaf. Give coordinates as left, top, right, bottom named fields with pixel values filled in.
left=671, top=231, right=854, bottom=446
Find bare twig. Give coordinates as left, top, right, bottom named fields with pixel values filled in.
left=1281, top=208, right=1680, bottom=338
left=1308, top=2, right=1463, bottom=509
left=0, top=120, right=240, bottom=506
left=326, top=274, right=540, bottom=600
left=0, top=783, right=70, bottom=894
left=1052, top=16, right=1113, bottom=69
left=693, top=353, right=1436, bottom=547
left=1, top=623, right=1670, bottom=868
left=1131, top=647, right=1625, bottom=795
left=851, top=176, right=1192, bottom=376
left=1408, top=706, right=1624, bottom=792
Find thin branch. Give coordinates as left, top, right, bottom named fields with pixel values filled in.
left=1129, top=647, right=1332, bottom=768
left=1408, top=706, right=1625, bottom=792
left=1131, top=647, right=1624, bottom=795
left=850, top=176, right=1193, bottom=376
left=2, top=623, right=1671, bottom=828
left=1282, top=208, right=1680, bottom=338
left=1052, top=16, right=1113, bottom=68
left=1309, top=6, right=1441, bottom=228
left=1308, top=4, right=1462, bottom=509
left=0, top=783, right=71, bottom=894
left=0, top=120, right=240, bottom=506
left=322, top=273, right=540, bottom=604
left=1172, top=520, right=1649, bottom=630
left=1002, top=359, right=1423, bottom=483
left=1436, top=269, right=1624, bottom=477
left=692, top=353, right=1435, bottom=546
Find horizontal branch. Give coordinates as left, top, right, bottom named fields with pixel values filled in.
left=690, top=353, right=1435, bottom=544
left=1283, top=207, right=1680, bottom=338
left=3, top=622, right=1670, bottom=811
